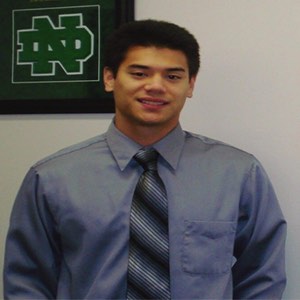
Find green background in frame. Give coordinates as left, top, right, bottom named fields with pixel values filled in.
left=0, top=0, right=117, bottom=101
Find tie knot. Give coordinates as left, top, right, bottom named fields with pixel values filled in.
left=134, top=148, right=159, bottom=171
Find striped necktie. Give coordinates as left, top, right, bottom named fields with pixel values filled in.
left=127, top=148, right=170, bottom=299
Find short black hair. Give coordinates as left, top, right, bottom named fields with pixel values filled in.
left=104, top=19, right=200, bottom=78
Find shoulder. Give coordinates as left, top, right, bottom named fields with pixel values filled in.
left=182, top=131, right=273, bottom=188
left=33, top=133, right=108, bottom=171
left=183, top=130, right=261, bottom=172
left=184, top=131, right=252, bottom=157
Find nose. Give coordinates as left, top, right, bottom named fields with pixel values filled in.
left=144, top=75, right=166, bottom=94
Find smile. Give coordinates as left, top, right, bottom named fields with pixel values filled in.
left=138, top=98, right=167, bottom=106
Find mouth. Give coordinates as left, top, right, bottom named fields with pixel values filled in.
left=138, top=98, right=168, bottom=107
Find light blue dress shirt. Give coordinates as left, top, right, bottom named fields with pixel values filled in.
left=4, top=122, right=286, bottom=299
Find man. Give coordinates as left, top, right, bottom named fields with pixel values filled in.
left=4, top=20, right=286, bottom=299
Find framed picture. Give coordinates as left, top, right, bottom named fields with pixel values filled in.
left=0, top=0, right=134, bottom=114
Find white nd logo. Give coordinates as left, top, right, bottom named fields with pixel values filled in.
left=17, top=14, right=94, bottom=76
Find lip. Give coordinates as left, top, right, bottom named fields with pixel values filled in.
left=137, top=97, right=168, bottom=108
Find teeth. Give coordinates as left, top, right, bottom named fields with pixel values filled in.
left=141, top=99, right=164, bottom=106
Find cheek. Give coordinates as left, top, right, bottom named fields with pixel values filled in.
left=173, top=88, right=191, bottom=102
left=115, top=79, right=141, bottom=95
left=113, top=83, right=138, bottom=108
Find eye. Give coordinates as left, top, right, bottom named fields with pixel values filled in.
left=167, top=74, right=182, bottom=81
left=130, top=72, right=147, bottom=78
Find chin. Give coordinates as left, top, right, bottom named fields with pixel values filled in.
left=136, top=116, right=164, bottom=126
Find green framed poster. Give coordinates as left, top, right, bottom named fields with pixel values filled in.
left=0, top=0, right=134, bottom=114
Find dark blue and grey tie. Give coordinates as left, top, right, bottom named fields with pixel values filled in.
left=127, top=148, right=170, bottom=299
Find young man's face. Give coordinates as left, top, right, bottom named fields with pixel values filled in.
left=104, top=46, right=196, bottom=138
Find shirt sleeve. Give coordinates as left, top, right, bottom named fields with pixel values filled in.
left=3, top=168, right=61, bottom=299
left=232, top=159, right=287, bottom=299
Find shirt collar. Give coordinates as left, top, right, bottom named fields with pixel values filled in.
left=106, top=121, right=185, bottom=171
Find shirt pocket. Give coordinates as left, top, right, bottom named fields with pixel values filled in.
left=181, top=220, right=236, bottom=274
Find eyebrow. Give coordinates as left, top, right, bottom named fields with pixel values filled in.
left=127, top=64, right=186, bottom=73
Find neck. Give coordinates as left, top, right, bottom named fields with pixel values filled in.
left=115, top=120, right=177, bottom=146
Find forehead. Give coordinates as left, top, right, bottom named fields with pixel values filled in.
left=121, top=46, right=189, bottom=70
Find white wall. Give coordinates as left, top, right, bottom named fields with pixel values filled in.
left=1, top=1, right=299, bottom=298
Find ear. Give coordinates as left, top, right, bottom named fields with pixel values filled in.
left=103, top=67, right=115, bottom=92
left=187, top=76, right=196, bottom=98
